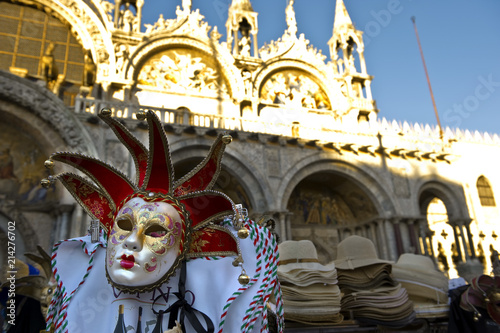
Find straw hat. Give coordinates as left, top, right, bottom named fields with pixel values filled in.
left=334, top=235, right=392, bottom=270
left=392, top=253, right=448, bottom=292
left=278, top=240, right=336, bottom=274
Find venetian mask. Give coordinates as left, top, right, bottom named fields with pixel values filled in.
left=106, top=197, right=184, bottom=290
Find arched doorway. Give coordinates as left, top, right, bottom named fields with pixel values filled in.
left=426, top=197, right=458, bottom=278
left=174, top=158, right=253, bottom=214
left=286, top=171, right=378, bottom=264
left=418, top=182, right=475, bottom=279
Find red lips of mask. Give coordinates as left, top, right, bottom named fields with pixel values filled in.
left=120, top=254, right=135, bottom=269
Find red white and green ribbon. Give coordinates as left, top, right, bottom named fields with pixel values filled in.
left=46, top=231, right=107, bottom=333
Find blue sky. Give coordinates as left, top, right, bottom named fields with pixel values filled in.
left=141, top=1, right=500, bottom=135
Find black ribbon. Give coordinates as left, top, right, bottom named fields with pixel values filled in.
left=153, top=261, right=214, bottom=333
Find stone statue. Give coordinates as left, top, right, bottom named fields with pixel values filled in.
left=41, top=42, right=58, bottom=83
left=242, top=69, right=252, bottom=95
left=115, top=1, right=138, bottom=32
left=115, top=44, right=128, bottom=74
left=100, top=0, right=114, bottom=22
left=239, top=34, right=251, bottom=57
left=285, top=0, right=297, bottom=36
left=121, top=5, right=135, bottom=32
left=182, top=0, right=191, bottom=12
left=155, top=13, right=166, bottom=30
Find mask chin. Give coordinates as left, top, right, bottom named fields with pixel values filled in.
left=105, top=241, right=184, bottom=293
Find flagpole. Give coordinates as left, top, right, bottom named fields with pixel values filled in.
left=411, top=16, right=444, bottom=142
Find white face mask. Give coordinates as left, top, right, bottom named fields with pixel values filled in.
left=106, top=197, right=183, bottom=289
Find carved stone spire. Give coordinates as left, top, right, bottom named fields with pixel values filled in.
left=333, top=0, right=353, bottom=32
left=229, top=0, right=254, bottom=12
left=329, top=0, right=376, bottom=123
left=226, top=0, right=259, bottom=58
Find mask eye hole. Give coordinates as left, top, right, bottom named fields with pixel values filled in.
left=145, top=224, right=168, bottom=237
left=116, top=218, right=133, bottom=231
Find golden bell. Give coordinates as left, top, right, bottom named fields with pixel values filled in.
left=136, top=110, right=147, bottom=121
left=100, top=108, right=112, bottom=117
left=238, top=273, right=250, bottom=285
left=237, top=227, right=249, bottom=239
left=40, top=178, right=52, bottom=188
left=44, top=159, right=54, bottom=169
left=222, top=134, right=232, bottom=144
left=232, top=255, right=243, bottom=267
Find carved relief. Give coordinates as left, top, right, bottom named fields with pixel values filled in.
left=137, top=49, right=228, bottom=97
left=144, top=7, right=209, bottom=39
left=98, top=0, right=114, bottom=23
left=259, top=33, right=326, bottom=68
left=115, top=44, right=129, bottom=74
left=260, top=70, right=330, bottom=110
left=287, top=184, right=355, bottom=226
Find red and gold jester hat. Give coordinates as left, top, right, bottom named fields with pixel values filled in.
left=43, top=109, right=239, bottom=292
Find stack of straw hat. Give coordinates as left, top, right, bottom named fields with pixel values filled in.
left=334, top=235, right=415, bottom=328
left=278, top=240, right=343, bottom=325
left=392, top=253, right=449, bottom=319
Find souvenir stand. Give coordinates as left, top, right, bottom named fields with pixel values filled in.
left=42, top=109, right=284, bottom=333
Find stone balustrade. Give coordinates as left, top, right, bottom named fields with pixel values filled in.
left=74, top=96, right=500, bottom=148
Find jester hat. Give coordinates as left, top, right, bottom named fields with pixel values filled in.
left=44, top=109, right=239, bottom=292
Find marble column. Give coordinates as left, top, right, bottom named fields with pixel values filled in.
left=399, top=220, right=411, bottom=253
left=450, top=222, right=464, bottom=262
left=458, top=223, right=470, bottom=260
left=384, top=219, right=399, bottom=261
left=53, top=204, right=75, bottom=242
left=407, top=219, right=420, bottom=254
left=392, top=218, right=404, bottom=257
left=464, top=221, right=476, bottom=259
left=279, top=211, right=287, bottom=242
left=285, top=212, right=292, bottom=240
left=252, top=31, right=258, bottom=58
left=376, top=219, right=389, bottom=260
left=417, top=219, right=431, bottom=256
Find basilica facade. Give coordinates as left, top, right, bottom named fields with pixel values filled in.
left=0, top=0, right=499, bottom=282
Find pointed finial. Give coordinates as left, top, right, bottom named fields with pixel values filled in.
left=333, top=0, right=354, bottom=32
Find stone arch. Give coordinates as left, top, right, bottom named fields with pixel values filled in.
left=417, top=178, right=473, bottom=277
left=254, top=59, right=337, bottom=109
left=417, top=179, right=468, bottom=220
left=278, top=155, right=396, bottom=218
left=125, top=36, right=244, bottom=100
left=169, top=138, right=273, bottom=214
left=278, top=156, right=395, bottom=263
left=20, top=0, right=115, bottom=79
left=0, top=71, right=97, bottom=156
left=345, top=31, right=363, bottom=52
